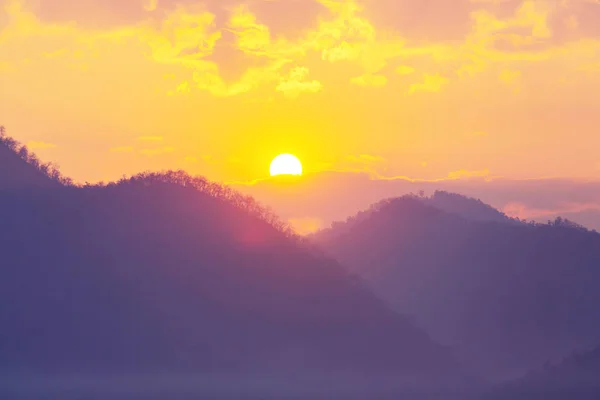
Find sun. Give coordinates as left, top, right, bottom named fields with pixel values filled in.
left=270, top=154, right=303, bottom=177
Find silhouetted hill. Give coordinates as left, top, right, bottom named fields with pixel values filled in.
left=0, top=127, right=71, bottom=188
left=0, top=176, right=458, bottom=373
left=313, top=195, right=600, bottom=380
left=0, top=129, right=470, bottom=397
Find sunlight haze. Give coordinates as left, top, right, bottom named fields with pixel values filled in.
left=4, top=1, right=600, bottom=399
left=2, top=0, right=600, bottom=230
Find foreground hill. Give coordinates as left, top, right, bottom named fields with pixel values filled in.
left=313, top=194, right=600, bottom=380
left=0, top=128, right=67, bottom=188
left=0, top=133, right=468, bottom=397
left=0, top=179, right=455, bottom=372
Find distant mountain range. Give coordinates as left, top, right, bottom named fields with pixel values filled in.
left=0, top=130, right=467, bottom=398
left=488, top=345, right=600, bottom=399
left=313, top=192, right=600, bottom=380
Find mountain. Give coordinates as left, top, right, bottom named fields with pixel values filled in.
left=421, top=191, right=514, bottom=225
left=0, top=129, right=65, bottom=189
left=313, top=194, right=600, bottom=380
left=315, top=191, right=515, bottom=244
left=0, top=133, right=468, bottom=397
left=488, top=345, right=600, bottom=399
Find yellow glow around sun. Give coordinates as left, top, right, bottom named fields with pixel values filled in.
left=270, top=154, right=303, bottom=176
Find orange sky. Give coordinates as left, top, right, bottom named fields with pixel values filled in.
left=2, top=0, right=600, bottom=232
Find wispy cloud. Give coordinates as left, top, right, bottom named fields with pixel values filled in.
left=184, top=156, right=198, bottom=163
left=276, top=67, right=322, bottom=98
left=351, top=73, right=388, bottom=87
left=137, top=136, right=164, bottom=142
left=143, top=0, right=158, bottom=12
left=140, top=146, right=176, bottom=156
left=396, top=65, right=416, bottom=76
left=110, top=146, right=134, bottom=153
left=504, top=202, right=600, bottom=221
left=26, top=141, right=57, bottom=150
left=447, top=169, right=492, bottom=180
left=409, top=74, right=449, bottom=94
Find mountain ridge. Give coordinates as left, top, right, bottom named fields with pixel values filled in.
left=0, top=126, right=71, bottom=189
left=313, top=194, right=600, bottom=380
left=0, top=130, right=464, bottom=393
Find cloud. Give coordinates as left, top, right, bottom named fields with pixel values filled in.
left=0, top=1, right=223, bottom=76
left=499, top=68, right=521, bottom=83
left=409, top=73, right=449, bottom=94
left=228, top=5, right=277, bottom=56
left=276, top=66, right=322, bottom=98
left=140, top=146, right=176, bottom=156
left=26, top=140, right=57, bottom=149
left=504, top=201, right=600, bottom=221
left=193, top=58, right=289, bottom=97
left=396, top=65, right=415, bottom=75
left=144, top=0, right=158, bottom=12
left=110, top=146, right=134, bottom=153
left=0, top=61, right=12, bottom=71
left=351, top=73, right=387, bottom=87
left=4, top=0, right=600, bottom=101
left=499, top=68, right=522, bottom=89
left=142, top=6, right=222, bottom=66
left=307, top=154, right=389, bottom=176
left=351, top=154, right=386, bottom=162
left=447, top=169, right=491, bottom=180
left=168, top=81, right=191, bottom=95
left=109, top=144, right=174, bottom=156
left=4, top=0, right=600, bottom=189
left=137, top=136, right=163, bottom=142
left=345, top=154, right=387, bottom=168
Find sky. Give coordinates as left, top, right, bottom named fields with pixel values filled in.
left=1, top=0, right=600, bottom=233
